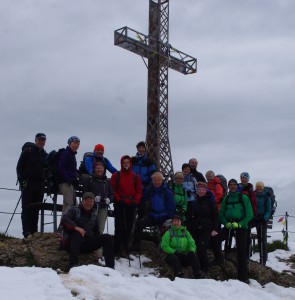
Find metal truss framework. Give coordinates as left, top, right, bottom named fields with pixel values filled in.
left=114, top=0, right=197, bottom=178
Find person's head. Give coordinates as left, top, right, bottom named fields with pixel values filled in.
left=68, top=136, right=80, bottom=152
left=205, top=170, right=215, bottom=182
left=255, top=181, right=265, bottom=193
left=136, top=141, right=146, bottom=156
left=182, top=163, right=191, bottom=176
left=197, top=182, right=207, bottom=197
left=94, top=144, right=104, bottom=157
left=240, top=172, right=250, bottom=185
left=35, top=133, right=46, bottom=149
left=172, top=215, right=182, bottom=229
left=228, top=179, right=238, bottom=193
left=94, top=162, right=105, bottom=177
left=120, top=155, right=131, bottom=171
left=174, top=171, right=184, bottom=185
left=82, top=192, right=95, bottom=211
left=189, top=158, right=198, bottom=170
left=151, top=172, right=164, bottom=188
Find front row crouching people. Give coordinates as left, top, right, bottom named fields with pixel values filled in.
left=212, top=179, right=254, bottom=284
left=61, top=192, right=115, bottom=269
left=131, top=171, right=175, bottom=252
left=160, top=215, right=205, bottom=279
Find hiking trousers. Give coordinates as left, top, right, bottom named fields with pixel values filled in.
left=59, top=183, right=75, bottom=215
left=68, top=231, right=114, bottom=268
left=21, top=180, right=44, bottom=237
left=255, top=220, right=268, bottom=265
left=165, top=252, right=201, bottom=276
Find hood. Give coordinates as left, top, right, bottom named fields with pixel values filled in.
left=120, top=155, right=132, bottom=172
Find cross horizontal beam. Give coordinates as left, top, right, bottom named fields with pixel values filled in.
left=114, top=26, right=197, bottom=75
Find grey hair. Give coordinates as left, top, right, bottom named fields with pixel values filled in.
left=151, top=171, right=164, bottom=181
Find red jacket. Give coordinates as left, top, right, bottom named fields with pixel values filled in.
left=110, top=155, right=142, bottom=206
left=207, top=177, right=224, bottom=211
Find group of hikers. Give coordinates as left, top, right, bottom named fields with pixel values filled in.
left=16, top=133, right=274, bottom=283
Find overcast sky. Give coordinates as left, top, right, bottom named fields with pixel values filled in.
left=0, top=0, right=294, bottom=238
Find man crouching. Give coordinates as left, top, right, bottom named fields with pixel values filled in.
left=61, top=192, right=115, bottom=269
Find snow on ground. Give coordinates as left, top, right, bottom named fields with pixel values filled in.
left=0, top=243, right=295, bottom=300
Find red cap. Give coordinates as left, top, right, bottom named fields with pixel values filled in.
left=94, top=144, right=104, bottom=151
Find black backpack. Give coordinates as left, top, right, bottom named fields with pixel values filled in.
left=264, top=186, right=277, bottom=218
left=45, top=148, right=65, bottom=194
left=21, top=142, right=36, bottom=152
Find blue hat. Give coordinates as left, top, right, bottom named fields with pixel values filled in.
left=240, top=172, right=250, bottom=180
left=68, top=136, right=80, bottom=145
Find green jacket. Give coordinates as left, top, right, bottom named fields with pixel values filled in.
left=172, top=183, right=187, bottom=221
left=219, top=192, right=254, bottom=228
left=160, top=225, right=196, bottom=254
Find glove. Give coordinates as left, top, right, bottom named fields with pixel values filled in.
left=105, top=198, right=111, bottom=205
left=21, top=180, right=28, bottom=189
left=71, top=178, right=79, bottom=187
left=95, top=196, right=101, bottom=203
left=232, top=222, right=241, bottom=229
left=225, top=222, right=232, bottom=229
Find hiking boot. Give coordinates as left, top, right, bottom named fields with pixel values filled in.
left=175, top=271, right=184, bottom=278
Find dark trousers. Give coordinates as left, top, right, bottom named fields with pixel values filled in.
left=213, top=227, right=249, bottom=282
left=192, top=229, right=221, bottom=272
left=69, top=231, right=114, bottom=268
left=21, top=180, right=44, bottom=237
left=255, top=220, right=268, bottom=265
left=165, top=252, right=201, bottom=276
left=133, top=215, right=164, bottom=245
left=114, top=204, right=136, bottom=255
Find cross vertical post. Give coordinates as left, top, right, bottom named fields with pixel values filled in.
left=114, top=0, right=197, bottom=179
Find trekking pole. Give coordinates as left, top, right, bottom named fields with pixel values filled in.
left=5, top=191, right=23, bottom=235
left=106, top=205, right=109, bottom=234
left=260, top=221, right=265, bottom=265
left=224, top=228, right=232, bottom=266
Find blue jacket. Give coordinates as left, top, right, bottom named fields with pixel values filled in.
left=58, top=146, right=77, bottom=183
left=141, top=185, right=175, bottom=221
left=255, top=189, right=271, bottom=221
left=131, top=153, right=156, bottom=187
left=85, top=152, right=117, bottom=175
left=183, top=174, right=197, bottom=202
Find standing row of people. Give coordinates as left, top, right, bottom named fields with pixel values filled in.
left=17, top=133, right=272, bottom=280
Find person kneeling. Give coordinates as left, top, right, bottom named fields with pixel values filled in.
left=61, top=192, right=115, bottom=269
left=160, top=215, right=204, bottom=279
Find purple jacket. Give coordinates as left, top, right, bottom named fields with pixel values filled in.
left=58, top=146, right=78, bottom=183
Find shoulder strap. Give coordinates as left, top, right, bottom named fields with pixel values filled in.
left=115, top=171, right=121, bottom=189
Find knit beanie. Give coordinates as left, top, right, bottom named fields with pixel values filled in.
left=68, top=136, right=80, bottom=145
left=228, top=179, right=238, bottom=186
left=94, top=144, right=104, bottom=151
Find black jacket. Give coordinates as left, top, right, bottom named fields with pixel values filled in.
left=190, top=168, right=206, bottom=182
left=189, top=191, right=219, bottom=232
left=17, top=145, right=47, bottom=181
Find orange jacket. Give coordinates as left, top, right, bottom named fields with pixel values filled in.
left=207, top=177, right=224, bottom=210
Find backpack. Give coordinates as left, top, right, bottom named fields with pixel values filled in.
left=21, top=142, right=36, bottom=152
left=79, top=152, right=107, bottom=175
left=45, top=148, right=65, bottom=194
left=216, top=174, right=228, bottom=197
left=78, top=152, right=93, bottom=174
left=264, top=186, right=277, bottom=218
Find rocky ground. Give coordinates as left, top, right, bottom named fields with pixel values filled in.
left=0, top=233, right=294, bottom=287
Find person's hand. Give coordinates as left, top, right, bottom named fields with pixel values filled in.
left=95, top=196, right=101, bottom=203
left=225, top=222, right=232, bottom=229
left=105, top=198, right=111, bottom=205
left=75, top=227, right=86, bottom=237
left=71, top=178, right=79, bottom=187
left=211, top=230, right=218, bottom=237
left=21, top=180, right=28, bottom=189
left=232, top=222, right=241, bottom=229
